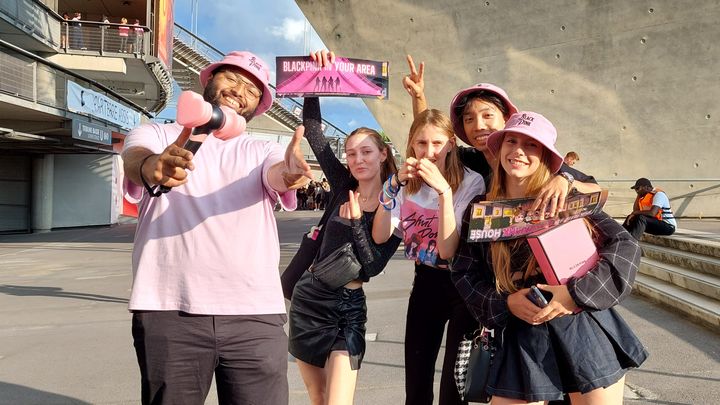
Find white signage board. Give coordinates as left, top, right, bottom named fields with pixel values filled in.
left=71, top=120, right=112, bottom=145
left=66, top=81, right=141, bottom=130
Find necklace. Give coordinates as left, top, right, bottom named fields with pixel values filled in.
left=357, top=187, right=380, bottom=204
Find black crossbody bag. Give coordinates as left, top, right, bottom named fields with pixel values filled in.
left=454, top=326, right=496, bottom=403
left=280, top=190, right=342, bottom=299
left=308, top=242, right=362, bottom=290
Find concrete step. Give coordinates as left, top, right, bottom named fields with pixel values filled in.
left=641, top=232, right=720, bottom=259
left=639, top=257, right=720, bottom=301
left=641, top=243, right=720, bottom=278
left=633, top=274, right=720, bottom=331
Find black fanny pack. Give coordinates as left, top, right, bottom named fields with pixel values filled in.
left=309, top=242, right=362, bottom=290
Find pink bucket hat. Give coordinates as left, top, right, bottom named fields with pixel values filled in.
left=449, top=83, right=518, bottom=146
left=486, top=111, right=564, bottom=173
left=199, top=51, right=273, bottom=117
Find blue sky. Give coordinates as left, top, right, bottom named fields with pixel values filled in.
left=162, top=0, right=381, bottom=134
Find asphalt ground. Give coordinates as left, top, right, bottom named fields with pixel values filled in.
left=0, top=211, right=718, bottom=404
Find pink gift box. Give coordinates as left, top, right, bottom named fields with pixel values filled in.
left=528, top=218, right=599, bottom=285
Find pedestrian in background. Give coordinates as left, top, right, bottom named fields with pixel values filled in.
left=99, top=15, right=110, bottom=51
left=118, top=17, right=129, bottom=53
left=70, top=12, right=84, bottom=50
left=623, top=177, right=676, bottom=239
left=298, top=185, right=308, bottom=210
left=132, top=19, right=144, bottom=54
left=61, top=13, right=70, bottom=49
left=314, top=181, right=325, bottom=210
left=564, top=151, right=580, bottom=166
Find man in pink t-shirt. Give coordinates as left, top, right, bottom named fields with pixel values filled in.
left=122, top=51, right=311, bottom=405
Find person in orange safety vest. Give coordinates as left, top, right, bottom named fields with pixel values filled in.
left=622, top=177, right=676, bottom=240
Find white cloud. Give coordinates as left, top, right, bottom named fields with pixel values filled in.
left=347, top=119, right=359, bottom=128
left=268, top=18, right=306, bottom=43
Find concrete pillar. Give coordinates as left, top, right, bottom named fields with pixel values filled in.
left=32, top=154, right=54, bottom=232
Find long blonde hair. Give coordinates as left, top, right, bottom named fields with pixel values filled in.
left=404, top=109, right=463, bottom=195
left=488, top=140, right=553, bottom=294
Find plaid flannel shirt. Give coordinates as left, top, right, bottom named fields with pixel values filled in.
left=451, top=198, right=641, bottom=329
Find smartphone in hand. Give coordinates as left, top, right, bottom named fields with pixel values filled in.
left=527, top=285, right=549, bottom=308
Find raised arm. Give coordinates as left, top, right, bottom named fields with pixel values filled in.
left=267, top=125, right=313, bottom=192
left=341, top=190, right=402, bottom=278
left=562, top=164, right=601, bottom=194
left=372, top=158, right=413, bottom=244
left=530, top=164, right=601, bottom=217
left=302, top=97, right=349, bottom=190
left=372, top=174, right=400, bottom=244
left=403, top=54, right=428, bottom=118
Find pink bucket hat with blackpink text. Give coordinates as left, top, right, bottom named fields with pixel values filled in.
left=449, top=83, right=519, bottom=146
left=486, top=111, right=564, bottom=174
left=199, top=51, right=273, bottom=117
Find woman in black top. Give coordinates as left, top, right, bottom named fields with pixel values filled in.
left=287, top=95, right=402, bottom=405
left=451, top=111, right=647, bottom=404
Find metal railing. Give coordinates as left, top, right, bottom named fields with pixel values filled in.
left=173, top=23, right=349, bottom=139
left=61, top=21, right=150, bottom=56
left=590, top=178, right=720, bottom=218
left=0, top=39, right=153, bottom=122
left=0, top=0, right=170, bottom=112
left=0, top=0, right=151, bottom=56
left=0, top=0, right=61, bottom=48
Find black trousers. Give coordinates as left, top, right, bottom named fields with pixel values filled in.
left=623, top=214, right=675, bottom=240
left=132, top=311, right=288, bottom=405
left=405, top=264, right=477, bottom=405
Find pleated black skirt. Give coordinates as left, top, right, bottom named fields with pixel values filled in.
left=288, top=271, right=367, bottom=370
left=487, top=307, right=648, bottom=402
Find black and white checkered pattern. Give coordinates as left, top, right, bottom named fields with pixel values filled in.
left=454, top=337, right=474, bottom=396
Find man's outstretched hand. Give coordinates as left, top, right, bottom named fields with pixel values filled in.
left=143, top=127, right=195, bottom=188
left=282, top=125, right=313, bottom=189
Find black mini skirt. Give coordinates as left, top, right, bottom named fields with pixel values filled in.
left=487, top=307, right=648, bottom=402
left=288, top=271, right=367, bottom=370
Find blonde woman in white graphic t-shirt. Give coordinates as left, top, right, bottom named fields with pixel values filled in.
left=373, top=109, right=485, bottom=405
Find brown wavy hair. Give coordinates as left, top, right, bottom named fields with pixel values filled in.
left=404, top=109, right=464, bottom=195
left=346, top=127, right=398, bottom=182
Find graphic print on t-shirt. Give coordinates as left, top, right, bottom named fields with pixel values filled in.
left=399, top=200, right=446, bottom=268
